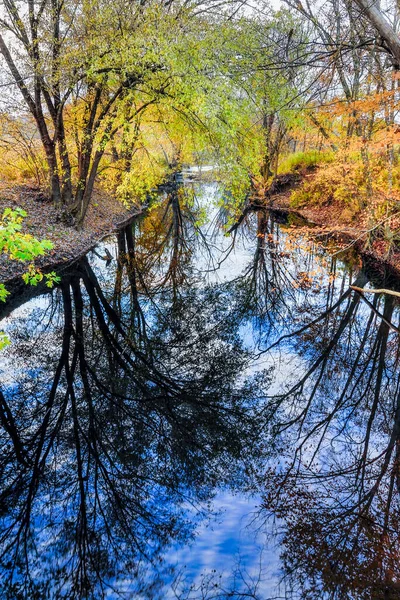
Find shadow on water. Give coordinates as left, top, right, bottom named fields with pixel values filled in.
left=1, top=182, right=400, bottom=598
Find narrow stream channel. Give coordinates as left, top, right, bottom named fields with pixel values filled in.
left=0, top=178, right=399, bottom=599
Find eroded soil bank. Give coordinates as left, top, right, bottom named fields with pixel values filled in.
left=0, top=184, right=144, bottom=287
left=265, top=171, right=400, bottom=279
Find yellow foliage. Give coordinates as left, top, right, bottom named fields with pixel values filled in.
left=0, top=114, right=48, bottom=186
left=291, top=161, right=367, bottom=220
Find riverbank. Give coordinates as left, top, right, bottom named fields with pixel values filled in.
left=3, top=173, right=400, bottom=293
left=0, top=183, right=144, bottom=286
left=266, top=170, right=400, bottom=280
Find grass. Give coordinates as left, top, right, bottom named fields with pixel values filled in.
left=278, top=150, right=334, bottom=175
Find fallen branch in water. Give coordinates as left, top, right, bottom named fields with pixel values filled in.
left=351, top=285, right=400, bottom=299
left=351, top=286, right=400, bottom=333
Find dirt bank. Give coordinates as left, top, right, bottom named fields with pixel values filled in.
left=0, top=184, right=145, bottom=286
left=266, top=172, right=400, bottom=280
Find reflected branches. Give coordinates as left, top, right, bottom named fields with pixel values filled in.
left=0, top=220, right=270, bottom=598
left=261, top=276, right=400, bottom=599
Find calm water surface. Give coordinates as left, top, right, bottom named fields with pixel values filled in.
left=0, top=180, right=400, bottom=599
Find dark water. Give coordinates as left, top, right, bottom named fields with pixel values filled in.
left=1, top=180, right=400, bottom=599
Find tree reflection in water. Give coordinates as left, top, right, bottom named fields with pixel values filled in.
left=0, top=191, right=271, bottom=599
left=260, top=259, right=400, bottom=599
left=2, top=186, right=400, bottom=599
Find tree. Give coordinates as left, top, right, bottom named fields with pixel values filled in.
left=0, top=0, right=179, bottom=224
left=352, top=0, right=400, bottom=68
left=0, top=0, right=262, bottom=227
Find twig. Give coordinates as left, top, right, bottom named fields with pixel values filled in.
left=351, top=285, right=400, bottom=299
left=351, top=286, right=400, bottom=333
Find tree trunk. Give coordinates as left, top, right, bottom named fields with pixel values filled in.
left=44, top=143, right=62, bottom=207
left=260, top=112, right=275, bottom=182
left=75, top=150, right=103, bottom=228
left=56, top=117, right=74, bottom=205
left=353, top=0, right=400, bottom=67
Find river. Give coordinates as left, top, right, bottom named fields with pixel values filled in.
left=0, top=178, right=399, bottom=599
